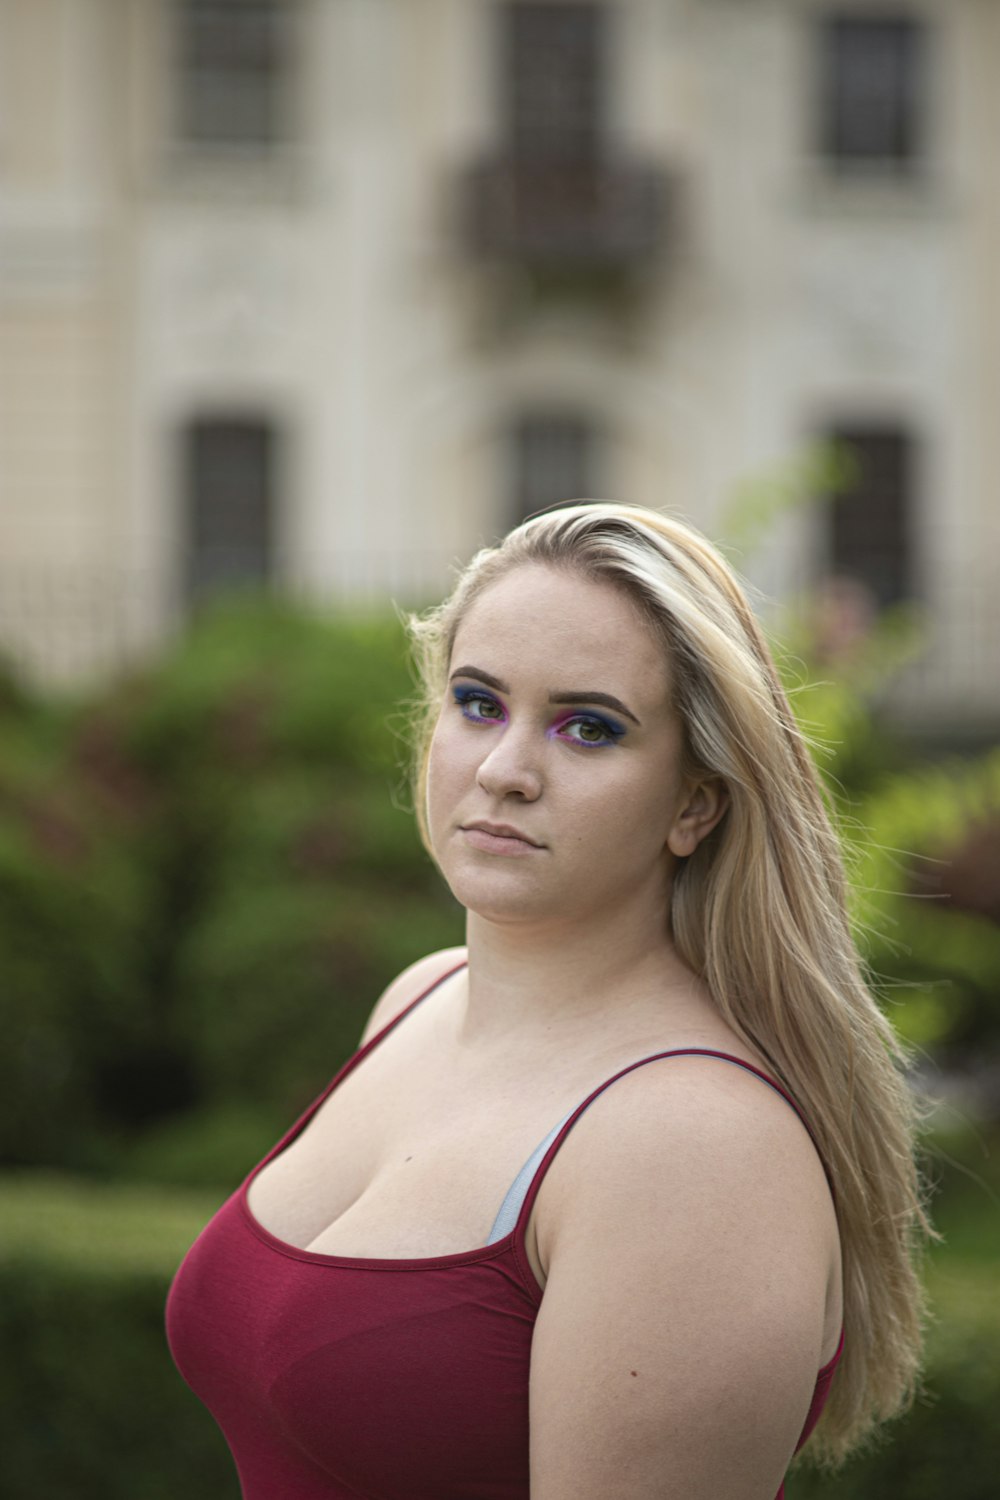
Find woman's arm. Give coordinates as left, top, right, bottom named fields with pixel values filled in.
left=528, top=1055, right=839, bottom=1499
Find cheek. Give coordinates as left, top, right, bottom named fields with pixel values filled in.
left=426, top=722, right=472, bottom=811
left=425, top=733, right=446, bottom=811
left=577, top=765, right=678, bottom=852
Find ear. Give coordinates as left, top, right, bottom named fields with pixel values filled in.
left=666, top=777, right=729, bottom=859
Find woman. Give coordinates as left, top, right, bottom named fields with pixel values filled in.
left=166, top=502, right=929, bottom=1499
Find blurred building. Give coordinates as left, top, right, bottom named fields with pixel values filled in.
left=0, top=0, right=997, bottom=741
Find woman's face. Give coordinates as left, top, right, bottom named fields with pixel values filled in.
left=425, top=562, right=720, bottom=929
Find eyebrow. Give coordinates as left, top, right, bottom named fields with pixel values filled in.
left=448, top=665, right=642, bottom=727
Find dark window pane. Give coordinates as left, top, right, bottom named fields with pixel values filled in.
left=176, top=0, right=291, bottom=146
left=821, top=16, right=925, bottom=164
left=184, top=70, right=282, bottom=143
left=512, top=413, right=598, bottom=525
left=504, top=2, right=605, bottom=158
left=827, top=427, right=914, bottom=609
left=184, top=418, right=275, bottom=605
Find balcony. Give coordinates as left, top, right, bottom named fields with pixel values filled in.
left=460, top=154, right=670, bottom=272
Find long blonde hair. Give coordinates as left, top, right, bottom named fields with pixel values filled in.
left=401, top=501, right=930, bottom=1463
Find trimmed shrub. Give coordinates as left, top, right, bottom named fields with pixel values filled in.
left=0, top=1170, right=239, bottom=1499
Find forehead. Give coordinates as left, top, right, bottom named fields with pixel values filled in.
left=450, top=563, right=672, bottom=706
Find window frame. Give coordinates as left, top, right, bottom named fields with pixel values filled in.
left=507, top=409, right=603, bottom=529
left=822, top=422, right=917, bottom=612
left=816, top=10, right=929, bottom=172
left=181, top=413, right=280, bottom=609
left=501, top=0, right=608, bottom=161
left=171, top=0, right=298, bottom=152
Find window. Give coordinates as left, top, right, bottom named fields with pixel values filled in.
left=503, top=2, right=606, bottom=159
left=183, top=417, right=276, bottom=606
left=175, top=0, right=293, bottom=147
left=826, top=426, right=915, bottom=609
left=820, top=14, right=926, bottom=166
left=510, top=412, right=600, bottom=526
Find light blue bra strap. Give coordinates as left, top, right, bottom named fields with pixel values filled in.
left=486, top=1106, right=577, bottom=1244
left=485, top=1052, right=811, bottom=1246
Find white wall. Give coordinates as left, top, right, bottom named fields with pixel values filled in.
left=0, top=0, right=995, bottom=735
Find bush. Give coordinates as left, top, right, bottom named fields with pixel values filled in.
left=0, top=595, right=464, bottom=1183
left=785, top=1266, right=1000, bottom=1498
left=0, top=1169, right=239, bottom=1500
left=849, top=750, right=1000, bottom=1068
left=774, top=609, right=1000, bottom=1083
left=785, top=1118, right=1000, bottom=1496
left=0, top=674, right=155, bottom=1171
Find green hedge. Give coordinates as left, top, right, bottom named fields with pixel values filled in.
left=1, top=1167, right=997, bottom=1500
left=0, top=1171, right=240, bottom=1500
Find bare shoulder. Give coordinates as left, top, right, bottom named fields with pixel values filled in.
left=529, top=1054, right=840, bottom=1499
left=543, top=1051, right=840, bottom=1307
left=358, top=946, right=468, bottom=1047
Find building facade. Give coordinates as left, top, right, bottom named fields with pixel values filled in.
left=1, top=0, right=997, bottom=738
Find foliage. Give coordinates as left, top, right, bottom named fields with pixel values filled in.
left=786, top=1280, right=1000, bottom=1499
left=0, top=595, right=463, bottom=1183
left=787, top=1119, right=1000, bottom=1497
left=0, top=670, right=156, bottom=1171
left=771, top=600, right=1000, bottom=1080
left=717, top=439, right=860, bottom=560
left=848, top=750, right=1000, bottom=1062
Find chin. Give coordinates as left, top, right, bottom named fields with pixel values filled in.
left=438, top=864, right=550, bottom=921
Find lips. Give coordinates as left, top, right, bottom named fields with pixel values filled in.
left=463, top=821, right=543, bottom=848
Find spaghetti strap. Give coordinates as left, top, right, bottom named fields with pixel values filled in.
left=489, top=1048, right=823, bottom=1246
left=364, top=957, right=469, bottom=1050
left=170, top=1004, right=846, bottom=1497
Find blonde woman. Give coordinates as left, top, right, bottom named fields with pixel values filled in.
left=167, top=502, right=928, bottom=1500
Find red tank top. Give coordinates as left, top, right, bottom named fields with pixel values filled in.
left=165, top=960, right=843, bottom=1499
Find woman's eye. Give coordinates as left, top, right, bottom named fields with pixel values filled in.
left=451, top=688, right=622, bottom=747
left=557, top=716, right=617, bottom=748
left=453, top=688, right=505, bottom=723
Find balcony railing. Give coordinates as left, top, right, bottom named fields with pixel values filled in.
left=460, top=154, right=670, bottom=270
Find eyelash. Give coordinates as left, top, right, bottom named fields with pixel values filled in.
left=450, top=686, right=625, bottom=749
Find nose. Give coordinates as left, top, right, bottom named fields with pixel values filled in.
left=474, top=722, right=542, bottom=801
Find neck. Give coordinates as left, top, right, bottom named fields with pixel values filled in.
left=451, top=903, right=712, bottom=1054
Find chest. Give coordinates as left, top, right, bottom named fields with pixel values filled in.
left=243, top=993, right=768, bottom=1292
left=243, top=1021, right=603, bottom=1289
left=167, top=1190, right=540, bottom=1500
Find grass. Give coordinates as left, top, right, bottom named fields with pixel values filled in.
left=0, top=1167, right=226, bottom=1279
